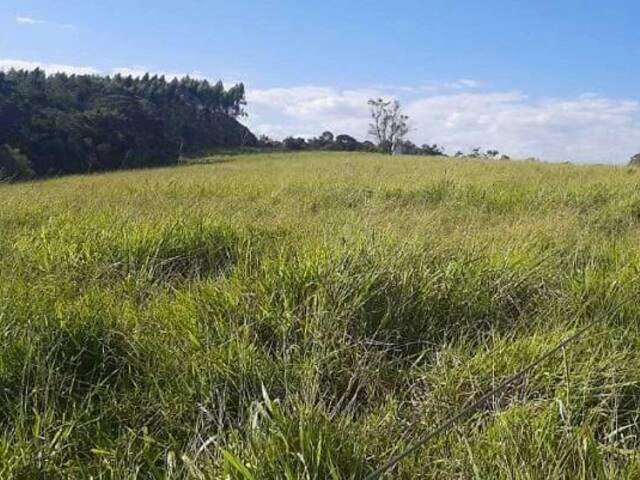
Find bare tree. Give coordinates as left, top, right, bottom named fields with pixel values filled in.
left=368, top=98, right=409, bottom=154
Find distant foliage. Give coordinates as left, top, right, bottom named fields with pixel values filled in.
left=283, top=136, right=307, bottom=151
left=0, top=69, right=256, bottom=178
left=260, top=131, right=444, bottom=156
left=397, top=141, right=446, bottom=156
left=458, top=147, right=510, bottom=160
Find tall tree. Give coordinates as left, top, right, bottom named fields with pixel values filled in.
left=367, top=98, right=409, bottom=154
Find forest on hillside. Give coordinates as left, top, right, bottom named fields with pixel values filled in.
left=0, top=70, right=456, bottom=181
left=0, top=70, right=256, bottom=179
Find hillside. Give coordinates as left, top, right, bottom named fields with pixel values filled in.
left=0, top=70, right=256, bottom=179
left=1, top=151, right=640, bottom=478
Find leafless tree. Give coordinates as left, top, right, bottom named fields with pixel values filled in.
left=368, top=98, right=409, bottom=154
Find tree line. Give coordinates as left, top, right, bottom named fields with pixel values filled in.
left=257, top=131, right=445, bottom=156
left=0, top=69, right=256, bottom=179
left=257, top=98, right=445, bottom=156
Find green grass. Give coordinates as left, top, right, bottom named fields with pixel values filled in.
left=2, top=151, right=640, bottom=478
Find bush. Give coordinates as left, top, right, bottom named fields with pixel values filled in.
left=283, top=136, right=307, bottom=150
left=0, top=145, right=34, bottom=180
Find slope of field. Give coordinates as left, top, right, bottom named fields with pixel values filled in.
left=1, top=151, right=640, bottom=478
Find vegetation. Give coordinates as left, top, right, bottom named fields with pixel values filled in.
left=2, top=151, right=640, bottom=478
left=260, top=130, right=445, bottom=156
left=260, top=131, right=374, bottom=153
left=0, top=69, right=255, bottom=179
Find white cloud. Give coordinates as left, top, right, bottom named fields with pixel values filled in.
left=15, top=15, right=76, bottom=30
left=405, top=92, right=640, bottom=162
left=15, top=16, right=45, bottom=25
left=246, top=86, right=640, bottom=163
left=445, top=79, right=483, bottom=90
left=0, top=59, right=230, bottom=82
left=0, top=59, right=99, bottom=75
left=246, top=86, right=376, bottom=139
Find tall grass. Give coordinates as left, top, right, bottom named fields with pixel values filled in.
left=1, top=151, right=640, bottom=478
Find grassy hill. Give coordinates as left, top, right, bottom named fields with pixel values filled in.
left=2, top=151, right=640, bottom=478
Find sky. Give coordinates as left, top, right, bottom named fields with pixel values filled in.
left=1, top=0, right=640, bottom=163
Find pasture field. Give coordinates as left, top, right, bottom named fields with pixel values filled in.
left=2, top=151, right=640, bottom=478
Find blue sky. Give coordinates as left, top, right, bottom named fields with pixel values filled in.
left=2, top=0, right=640, bottom=163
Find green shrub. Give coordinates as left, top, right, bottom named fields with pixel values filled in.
left=0, top=145, right=34, bottom=181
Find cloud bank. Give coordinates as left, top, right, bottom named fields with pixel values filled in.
left=0, top=59, right=99, bottom=76
left=0, top=60, right=206, bottom=80
left=246, top=86, right=640, bottom=164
